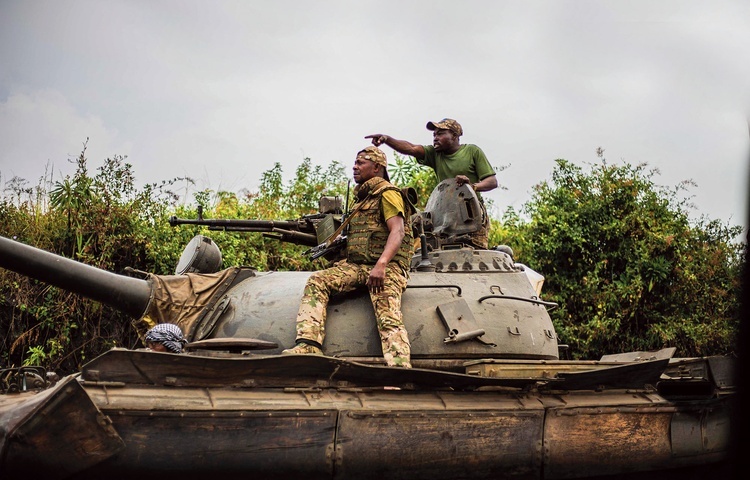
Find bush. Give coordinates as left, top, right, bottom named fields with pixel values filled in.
left=0, top=145, right=347, bottom=374
left=496, top=154, right=744, bottom=358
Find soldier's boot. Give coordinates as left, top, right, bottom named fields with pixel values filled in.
left=281, top=339, right=323, bottom=355
left=382, top=327, right=412, bottom=368
left=389, top=354, right=412, bottom=369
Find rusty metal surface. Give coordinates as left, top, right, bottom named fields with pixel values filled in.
left=82, top=410, right=338, bottom=478
left=551, top=358, right=668, bottom=390
left=706, top=356, right=736, bottom=389
left=545, top=408, right=674, bottom=479
left=599, top=347, right=676, bottom=362
left=466, top=358, right=668, bottom=391
left=672, top=398, right=732, bottom=456
left=0, top=364, right=733, bottom=479
left=80, top=349, right=678, bottom=392
left=85, top=383, right=535, bottom=412
left=184, top=337, right=278, bottom=352
left=82, top=385, right=545, bottom=479
left=77, top=381, right=733, bottom=479
left=0, top=376, right=123, bottom=480
left=543, top=393, right=734, bottom=479
left=335, top=410, right=543, bottom=480
left=81, top=349, right=545, bottom=390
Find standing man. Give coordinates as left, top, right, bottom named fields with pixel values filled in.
left=366, top=118, right=497, bottom=248
left=282, top=146, right=414, bottom=368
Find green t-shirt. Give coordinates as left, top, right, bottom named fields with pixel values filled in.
left=419, top=144, right=495, bottom=184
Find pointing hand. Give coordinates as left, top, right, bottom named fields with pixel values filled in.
left=365, top=134, right=387, bottom=147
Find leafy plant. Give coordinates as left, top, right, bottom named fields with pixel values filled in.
left=497, top=152, right=743, bottom=358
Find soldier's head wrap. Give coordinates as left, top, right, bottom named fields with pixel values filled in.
left=426, top=118, right=463, bottom=137
left=357, top=146, right=390, bottom=182
left=145, top=323, right=187, bottom=353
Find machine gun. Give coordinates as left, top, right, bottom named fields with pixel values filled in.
left=306, top=235, right=347, bottom=260
left=168, top=196, right=345, bottom=260
left=169, top=180, right=486, bottom=266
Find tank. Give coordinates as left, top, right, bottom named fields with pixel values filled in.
left=0, top=180, right=736, bottom=480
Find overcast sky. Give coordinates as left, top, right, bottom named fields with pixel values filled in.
left=1, top=0, right=748, bottom=234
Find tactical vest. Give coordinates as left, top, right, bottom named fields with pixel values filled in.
left=347, top=177, right=414, bottom=271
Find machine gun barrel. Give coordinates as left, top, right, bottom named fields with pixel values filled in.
left=262, top=229, right=318, bottom=246
left=0, top=235, right=151, bottom=319
left=168, top=217, right=302, bottom=231
left=169, top=213, right=335, bottom=248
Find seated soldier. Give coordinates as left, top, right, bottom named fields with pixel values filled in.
left=282, top=146, right=414, bottom=367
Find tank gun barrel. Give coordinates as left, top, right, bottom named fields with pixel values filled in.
left=0, top=235, right=151, bottom=318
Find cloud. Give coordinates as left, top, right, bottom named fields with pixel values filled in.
left=0, top=0, right=747, bottom=231
left=0, top=89, right=133, bottom=186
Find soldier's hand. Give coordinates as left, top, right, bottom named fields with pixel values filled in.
left=365, top=134, right=387, bottom=147
left=455, top=175, right=471, bottom=186
left=367, top=264, right=386, bottom=293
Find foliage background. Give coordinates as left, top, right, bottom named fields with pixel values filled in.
left=0, top=146, right=744, bottom=373
left=494, top=150, right=744, bottom=359
left=0, top=145, right=348, bottom=373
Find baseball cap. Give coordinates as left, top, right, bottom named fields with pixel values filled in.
left=357, top=146, right=387, bottom=167
left=426, top=118, right=463, bottom=136
left=357, top=146, right=390, bottom=181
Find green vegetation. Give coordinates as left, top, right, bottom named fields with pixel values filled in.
left=0, top=145, right=348, bottom=372
left=494, top=150, right=744, bottom=359
left=0, top=145, right=744, bottom=373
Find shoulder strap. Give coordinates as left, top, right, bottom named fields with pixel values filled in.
left=321, top=192, right=372, bottom=246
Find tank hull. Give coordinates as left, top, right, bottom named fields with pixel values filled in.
left=81, top=389, right=731, bottom=480
left=1, top=350, right=734, bottom=480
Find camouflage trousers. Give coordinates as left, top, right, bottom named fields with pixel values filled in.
left=295, top=260, right=412, bottom=368
left=470, top=201, right=490, bottom=249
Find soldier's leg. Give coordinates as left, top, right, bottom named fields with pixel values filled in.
left=284, top=261, right=363, bottom=354
left=470, top=201, right=490, bottom=249
left=369, top=265, right=411, bottom=368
